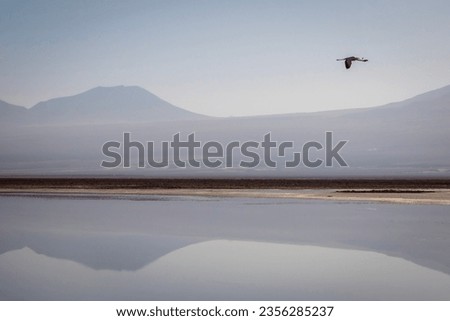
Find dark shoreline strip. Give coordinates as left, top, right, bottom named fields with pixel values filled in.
left=1, top=178, right=450, bottom=190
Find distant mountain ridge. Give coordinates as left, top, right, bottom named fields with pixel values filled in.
left=2, top=84, right=450, bottom=124
left=0, top=100, right=28, bottom=120
left=1, top=84, right=449, bottom=177
left=0, top=86, right=207, bottom=124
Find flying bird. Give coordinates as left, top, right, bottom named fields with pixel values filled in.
left=336, top=56, right=368, bottom=69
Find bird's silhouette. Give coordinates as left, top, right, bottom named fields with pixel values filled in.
left=336, top=56, right=368, bottom=69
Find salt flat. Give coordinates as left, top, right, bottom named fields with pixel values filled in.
left=1, top=188, right=450, bottom=205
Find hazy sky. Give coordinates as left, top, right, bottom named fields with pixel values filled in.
left=1, top=0, right=450, bottom=116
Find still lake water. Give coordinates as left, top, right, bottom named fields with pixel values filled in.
left=1, top=194, right=450, bottom=300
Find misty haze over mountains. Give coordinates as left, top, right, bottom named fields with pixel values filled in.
left=1, top=85, right=449, bottom=177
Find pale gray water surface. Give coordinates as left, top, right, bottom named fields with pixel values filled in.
left=0, top=194, right=449, bottom=300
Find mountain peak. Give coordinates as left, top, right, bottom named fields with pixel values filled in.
left=26, top=85, right=206, bottom=124
left=89, top=85, right=141, bottom=92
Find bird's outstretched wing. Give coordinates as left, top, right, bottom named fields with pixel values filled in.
left=345, top=60, right=352, bottom=69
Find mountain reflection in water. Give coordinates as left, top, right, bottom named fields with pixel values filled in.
left=1, top=194, right=450, bottom=300
left=1, top=241, right=450, bottom=300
